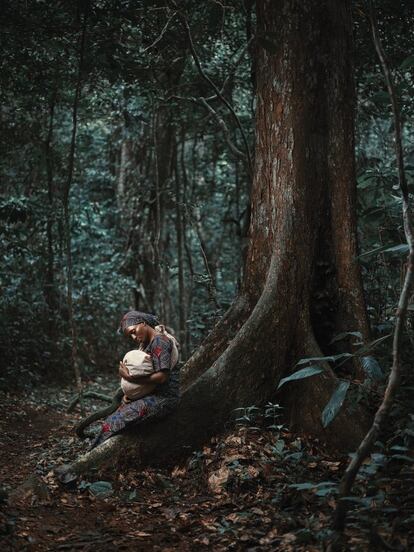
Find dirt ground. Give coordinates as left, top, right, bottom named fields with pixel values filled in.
left=0, top=381, right=413, bottom=551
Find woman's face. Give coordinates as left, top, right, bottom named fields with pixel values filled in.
left=124, top=323, right=147, bottom=343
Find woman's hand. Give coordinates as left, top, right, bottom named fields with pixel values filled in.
left=119, top=361, right=130, bottom=380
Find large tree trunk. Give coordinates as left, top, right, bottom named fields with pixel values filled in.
left=69, top=0, right=371, bottom=474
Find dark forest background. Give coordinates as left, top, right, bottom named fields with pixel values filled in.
left=1, top=0, right=413, bottom=388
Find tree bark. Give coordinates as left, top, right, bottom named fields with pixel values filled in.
left=117, top=138, right=131, bottom=211
left=44, top=88, right=57, bottom=320
left=174, top=140, right=187, bottom=355
left=62, top=9, right=87, bottom=397
left=70, top=0, right=372, bottom=474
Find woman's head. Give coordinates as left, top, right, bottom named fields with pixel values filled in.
left=119, top=310, right=159, bottom=345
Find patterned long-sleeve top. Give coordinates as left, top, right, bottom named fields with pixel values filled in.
left=144, top=334, right=180, bottom=399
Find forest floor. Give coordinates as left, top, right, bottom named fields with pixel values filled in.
left=0, top=378, right=413, bottom=551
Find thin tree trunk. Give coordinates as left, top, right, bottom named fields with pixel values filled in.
left=174, top=140, right=187, bottom=355
left=62, top=9, right=87, bottom=395
left=117, top=139, right=130, bottom=211
left=152, top=108, right=164, bottom=319
left=192, top=207, right=220, bottom=310
left=180, top=133, right=195, bottom=356
left=234, top=160, right=243, bottom=288
left=44, top=88, right=57, bottom=318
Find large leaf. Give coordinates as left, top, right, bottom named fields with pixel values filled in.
left=321, top=380, right=350, bottom=428
left=296, top=353, right=353, bottom=366
left=383, top=244, right=409, bottom=254
left=357, top=173, right=378, bottom=190
left=400, top=55, right=414, bottom=71
left=277, top=366, right=324, bottom=389
left=88, top=481, right=113, bottom=497
left=361, top=356, right=384, bottom=381
left=371, top=90, right=390, bottom=105
left=289, top=482, right=315, bottom=490
left=354, top=334, right=392, bottom=356
left=358, top=243, right=409, bottom=259
left=330, top=331, right=363, bottom=344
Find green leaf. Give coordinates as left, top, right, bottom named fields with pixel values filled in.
left=285, top=452, right=303, bottom=461
left=315, top=482, right=338, bottom=496
left=273, top=439, right=285, bottom=455
left=296, top=353, right=353, bottom=366
left=330, top=331, right=363, bottom=344
left=357, top=173, right=378, bottom=190
left=390, top=445, right=409, bottom=452
left=289, top=482, right=315, bottom=490
left=88, top=480, right=113, bottom=497
left=390, top=454, right=414, bottom=463
left=354, top=334, right=392, bottom=356
left=371, top=90, right=390, bottom=105
left=277, top=366, right=324, bottom=389
left=383, top=244, right=409, bottom=254
left=289, top=481, right=336, bottom=496
left=400, top=55, right=414, bottom=71
left=321, top=380, right=350, bottom=428
left=358, top=243, right=409, bottom=259
left=361, top=356, right=384, bottom=381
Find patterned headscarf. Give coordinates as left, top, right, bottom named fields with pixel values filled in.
left=119, top=310, right=159, bottom=333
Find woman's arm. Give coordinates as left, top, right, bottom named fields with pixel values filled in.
left=119, top=362, right=168, bottom=384
left=119, top=335, right=172, bottom=384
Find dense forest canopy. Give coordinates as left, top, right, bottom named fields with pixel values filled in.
left=1, top=0, right=413, bottom=392
left=1, top=0, right=254, bottom=383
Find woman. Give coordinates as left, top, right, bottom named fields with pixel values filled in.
left=91, top=311, right=180, bottom=447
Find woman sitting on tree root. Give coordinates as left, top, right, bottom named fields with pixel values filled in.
left=91, top=311, right=180, bottom=448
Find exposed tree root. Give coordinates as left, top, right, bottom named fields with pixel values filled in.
left=64, top=435, right=126, bottom=475
left=67, top=390, right=114, bottom=413
left=74, top=388, right=124, bottom=439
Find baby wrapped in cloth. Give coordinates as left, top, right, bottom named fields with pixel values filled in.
left=121, top=325, right=179, bottom=401
left=121, top=349, right=155, bottom=400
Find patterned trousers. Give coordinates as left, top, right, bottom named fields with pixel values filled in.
left=91, top=394, right=178, bottom=448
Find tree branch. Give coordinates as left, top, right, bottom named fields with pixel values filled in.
left=74, top=388, right=124, bottom=439
left=141, top=11, right=177, bottom=53
left=198, top=97, right=246, bottom=160
left=160, top=95, right=246, bottom=162
left=181, top=15, right=253, bottom=178
left=205, top=38, right=253, bottom=101
left=67, top=390, right=114, bottom=413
